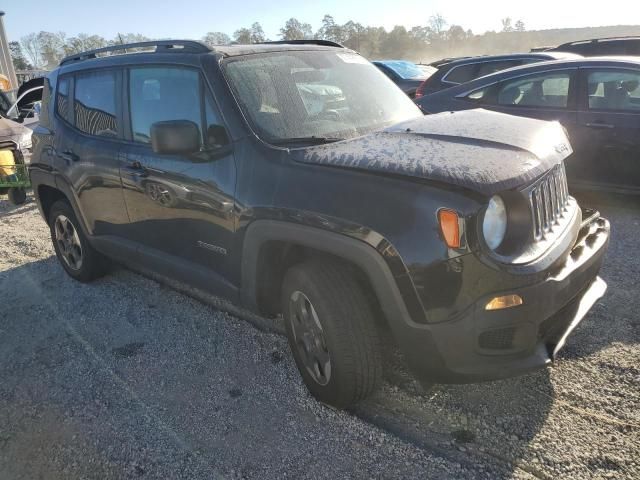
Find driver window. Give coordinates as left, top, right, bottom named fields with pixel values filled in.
left=587, top=70, right=640, bottom=111
left=129, top=67, right=202, bottom=144
left=496, top=72, right=571, bottom=108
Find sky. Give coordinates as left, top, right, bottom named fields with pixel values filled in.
left=3, top=0, right=638, bottom=43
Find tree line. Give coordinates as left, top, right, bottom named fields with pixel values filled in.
left=10, top=14, right=640, bottom=72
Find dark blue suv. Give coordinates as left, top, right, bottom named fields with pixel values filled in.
left=29, top=40, right=610, bottom=408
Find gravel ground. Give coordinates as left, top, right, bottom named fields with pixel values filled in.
left=0, top=192, right=638, bottom=479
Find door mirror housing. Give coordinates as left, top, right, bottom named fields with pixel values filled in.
left=151, top=120, right=201, bottom=155
left=206, top=124, right=231, bottom=148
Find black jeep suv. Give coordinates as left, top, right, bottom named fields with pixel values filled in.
left=30, top=40, right=610, bottom=409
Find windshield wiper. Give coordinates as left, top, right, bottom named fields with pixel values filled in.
left=269, top=136, right=343, bottom=146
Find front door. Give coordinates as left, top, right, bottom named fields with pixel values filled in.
left=573, top=67, right=640, bottom=192
left=119, top=65, right=237, bottom=287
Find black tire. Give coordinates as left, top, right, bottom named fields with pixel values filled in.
left=48, top=200, right=108, bottom=282
left=7, top=187, right=27, bottom=205
left=282, top=260, right=382, bottom=409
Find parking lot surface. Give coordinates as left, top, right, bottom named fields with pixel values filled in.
left=0, top=192, right=638, bottom=479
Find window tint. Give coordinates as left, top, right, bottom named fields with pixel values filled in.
left=56, top=77, right=70, bottom=121
left=476, top=60, right=521, bottom=78
left=497, top=72, right=571, bottom=108
left=74, top=71, right=118, bottom=137
left=588, top=70, right=640, bottom=112
left=443, top=64, right=477, bottom=84
left=129, top=67, right=201, bottom=144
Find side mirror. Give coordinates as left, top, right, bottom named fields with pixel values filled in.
left=206, top=124, right=230, bottom=148
left=151, top=120, right=200, bottom=155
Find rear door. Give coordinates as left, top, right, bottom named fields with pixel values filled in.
left=573, top=67, right=640, bottom=192
left=119, top=65, right=237, bottom=287
left=475, top=69, right=584, bottom=183
left=57, top=69, right=129, bottom=236
left=487, top=69, right=578, bottom=124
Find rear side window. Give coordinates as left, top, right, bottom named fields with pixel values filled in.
left=443, top=64, right=477, bottom=84
left=129, top=67, right=201, bottom=144
left=56, top=77, right=70, bottom=120
left=587, top=70, right=640, bottom=112
left=74, top=71, right=118, bottom=137
left=496, top=72, right=571, bottom=108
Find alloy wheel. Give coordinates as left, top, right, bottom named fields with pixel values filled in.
left=54, top=215, right=83, bottom=270
left=289, top=290, right=331, bottom=386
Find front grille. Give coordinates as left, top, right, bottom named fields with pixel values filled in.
left=529, top=163, right=570, bottom=241
left=478, top=327, right=516, bottom=350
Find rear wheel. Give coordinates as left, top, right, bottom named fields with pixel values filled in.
left=48, top=200, right=108, bottom=282
left=282, top=260, right=382, bottom=409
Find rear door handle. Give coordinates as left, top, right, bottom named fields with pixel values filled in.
left=59, top=150, right=79, bottom=162
left=585, top=122, right=614, bottom=129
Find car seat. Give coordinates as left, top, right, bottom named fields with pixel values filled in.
left=498, top=86, right=522, bottom=106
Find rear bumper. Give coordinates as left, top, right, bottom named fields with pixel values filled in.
left=395, top=213, right=610, bottom=383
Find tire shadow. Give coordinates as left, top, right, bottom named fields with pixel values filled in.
left=356, top=359, right=554, bottom=479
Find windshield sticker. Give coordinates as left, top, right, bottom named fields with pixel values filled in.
left=336, top=53, right=369, bottom=64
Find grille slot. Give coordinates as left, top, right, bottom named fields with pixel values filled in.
left=529, top=163, right=569, bottom=241
left=478, top=327, right=516, bottom=350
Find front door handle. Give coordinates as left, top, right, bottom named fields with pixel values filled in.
left=585, top=122, right=614, bottom=129
left=124, top=160, right=148, bottom=178
left=59, top=150, right=79, bottom=162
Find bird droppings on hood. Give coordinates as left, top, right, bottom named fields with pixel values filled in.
left=298, top=109, right=572, bottom=196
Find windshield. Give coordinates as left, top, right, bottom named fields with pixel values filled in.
left=380, top=61, right=426, bottom=80
left=223, top=50, right=421, bottom=143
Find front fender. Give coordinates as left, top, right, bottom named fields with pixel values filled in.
left=240, top=219, right=425, bottom=325
left=240, top=219, right=451, bottom=380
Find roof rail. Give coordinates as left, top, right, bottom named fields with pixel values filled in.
left=260, top=39, right=345, bottom=48
left=559, top=36, right=640, bottom=46
left=59, top=40, right=211, bottom=66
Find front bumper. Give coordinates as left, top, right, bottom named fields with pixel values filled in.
left=396, top=212, right=610, bottom=383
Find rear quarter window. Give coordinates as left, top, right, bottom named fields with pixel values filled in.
left=56, top=77, right=70, bottom=121
left=443, top=64, right=478, bottom=84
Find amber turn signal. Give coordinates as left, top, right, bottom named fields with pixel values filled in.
left=438, top=209, right=460, bottom=248
left=485, top=294, right=524, bottom=311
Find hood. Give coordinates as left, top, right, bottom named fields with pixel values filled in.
left=0, top=117, right=31, bottom=140
left=297, top=109, right=572, bottom=196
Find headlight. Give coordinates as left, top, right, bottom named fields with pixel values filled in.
left=483, top=195, right=507, bottom=250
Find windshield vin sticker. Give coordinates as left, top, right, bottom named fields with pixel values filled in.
left=336, top=53, right=369, bottom=64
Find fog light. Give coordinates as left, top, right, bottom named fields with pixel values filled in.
left=485, top=294, right=523, bottom=311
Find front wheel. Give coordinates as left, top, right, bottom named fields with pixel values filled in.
left=48, top=200, right=108, bottom=282
left=282, top=260, right=382, bottom=409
